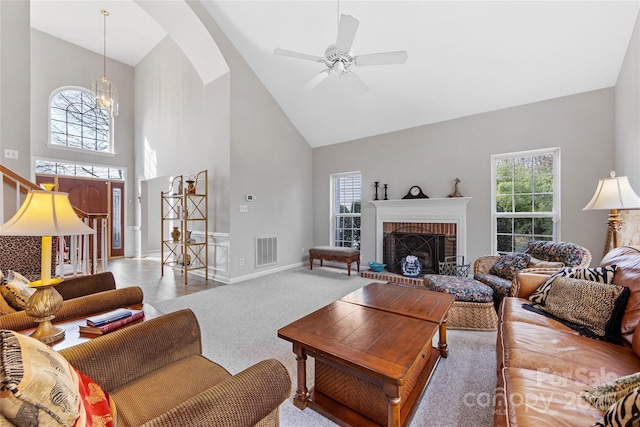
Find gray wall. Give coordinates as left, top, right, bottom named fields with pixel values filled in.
left=0, top=1, right=30, bottom=223
left=313, top=88, right=615, bottom=267
left=0, top=1, right=30, bottom=177
left=616, top=11, right=640, bottom=189
left=134, top=35, right=231, bottom=247
left=191, top=2, right=313, bottom=281
left=29, top=29, right=136, bottom=254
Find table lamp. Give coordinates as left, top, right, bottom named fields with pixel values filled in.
left=583, top=171, right=640, bottom=257
left=0, top=185, right=95, bottom=343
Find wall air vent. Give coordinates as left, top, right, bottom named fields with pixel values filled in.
left=256, top=237, right=277, bottom=267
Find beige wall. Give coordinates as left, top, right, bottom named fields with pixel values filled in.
left=313, top=88, right=615, bottom=266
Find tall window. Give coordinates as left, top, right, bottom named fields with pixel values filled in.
left=50, top=88, right=112, bottom=153
left=332, top=172, right=361, bottom=248
left=491, top=148, right=560, bottom=253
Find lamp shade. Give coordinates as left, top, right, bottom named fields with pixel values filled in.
left=0, top=190, right=95, bottom=236
left=583, top=173, right=640, bottom=211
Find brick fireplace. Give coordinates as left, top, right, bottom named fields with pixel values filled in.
left=370, top=198, right=472, bottom=274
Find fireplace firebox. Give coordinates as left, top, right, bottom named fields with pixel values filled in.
left=383, top=223, right=456, bottom=275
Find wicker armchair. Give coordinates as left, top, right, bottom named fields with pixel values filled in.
left=59, top=308, right=291, bottom=427
left=474, top=240, right=592, bottom=307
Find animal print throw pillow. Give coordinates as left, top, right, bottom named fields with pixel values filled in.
left=581, top=372, right=640, bottom=410
left=593, top=386, right=640, bottom=426
left=528, top=265, right=617, bottom=305
left=530, top=276, right=629, bottom=343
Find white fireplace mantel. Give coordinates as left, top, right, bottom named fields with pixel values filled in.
left=371, top=197, right=472, bottom=263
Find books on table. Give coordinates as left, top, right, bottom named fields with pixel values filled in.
left=80, top=308, right=145, bottom=335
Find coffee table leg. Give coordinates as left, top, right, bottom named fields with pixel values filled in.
left=293, top=344, right=310, bottom=409
left=383, top=383, right=402, bottom=427
left=438, top=321, right=449, bottom=358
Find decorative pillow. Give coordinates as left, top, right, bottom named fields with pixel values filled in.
left=593, top=386, right=640, bottom=426
left=73, top=368, right=116, bottom=426
left=0, top=293, right=17, bottom=315
left=581, top=372, right=640, bottom=410
left=527, top=256, right=564, bottom=269
left=0, top=330, right=115, bottom=427
left=0, top=329, right=80, bottom=426
left=526, top=277, right=629, bottom=343
left=489, top=253, right=531, bottom=281
left=528, top=265, right=618, bottom=305
left=525, top=240, right=587, bottom=267
left=0, top=270, right=35, bottom=310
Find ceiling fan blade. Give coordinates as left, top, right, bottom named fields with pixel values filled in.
left=340, top=70, right=368, bottom=94
left=335, top=14, right=359, bottom=53
left=301, top=70, right=331, bottom=91
left=274, top=47, right=325, bottom=63
left=354, top=51, right=408, bottom=66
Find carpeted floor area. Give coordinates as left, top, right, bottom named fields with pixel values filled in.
left=154, top=266, right=497, bottom=427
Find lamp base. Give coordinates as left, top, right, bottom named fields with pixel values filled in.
left=29, top=321, right=65, bottom=344
left=25, top=282, right=65, bottom=344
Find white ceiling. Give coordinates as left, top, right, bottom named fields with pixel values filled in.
left=30, top=1, right=640, bottom=148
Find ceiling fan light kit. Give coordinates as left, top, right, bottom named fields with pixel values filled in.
left=274, top=13, right=408, bottom=92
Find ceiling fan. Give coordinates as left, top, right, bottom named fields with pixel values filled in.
left=274, top=13, right=408, bottom=93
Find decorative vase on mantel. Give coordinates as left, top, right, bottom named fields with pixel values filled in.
left=171, top=226, right=181, bottom=243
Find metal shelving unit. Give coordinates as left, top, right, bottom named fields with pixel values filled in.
left=161, top=170, right=208, bottom=284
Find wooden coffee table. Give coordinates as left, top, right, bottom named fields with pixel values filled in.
left=278, top=282, right=455, bottom=427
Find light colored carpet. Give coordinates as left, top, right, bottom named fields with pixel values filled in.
left=154, top=266, right=497, bottom=427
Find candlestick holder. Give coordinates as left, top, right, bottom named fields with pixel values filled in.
left=374, top=182, right=379, bottom=200
left=384, top=184, right=389, bottom=200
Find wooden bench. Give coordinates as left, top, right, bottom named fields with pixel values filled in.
left=308, top=246, right=360, bottom=276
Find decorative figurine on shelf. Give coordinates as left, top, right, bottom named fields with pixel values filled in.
left=186, top=231, right=196, bottom=244
left=171, top=226, right=181, bottom=242
left=186, top=179, right=196, bottom=194
left=384, top=184, right=389, bottom=200
left=448, top=178, right=463, bottom=198
left=374, top=181, right=380, bottom=201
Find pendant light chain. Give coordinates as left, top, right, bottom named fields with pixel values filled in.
left=92, top=8, right=118, bottom=117
left=102, top=9, right=108, bottom=79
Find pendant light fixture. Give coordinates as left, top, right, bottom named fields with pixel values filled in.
left=92, top=9, right=118, bottom=117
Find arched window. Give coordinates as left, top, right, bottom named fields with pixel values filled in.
left=49, top=87, right=113, bottom=153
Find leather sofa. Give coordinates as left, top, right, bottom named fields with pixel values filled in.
left=494, top=245, right=640, bottom=426
left=59, top=308, right=291, bottom=427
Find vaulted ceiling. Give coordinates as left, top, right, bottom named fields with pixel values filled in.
left=31, top=1, right=640, bottom=147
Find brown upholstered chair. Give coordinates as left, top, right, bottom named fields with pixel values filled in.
left=0, top=286, right=143, bottom=331
left=59, top=308, right=291, bottom=427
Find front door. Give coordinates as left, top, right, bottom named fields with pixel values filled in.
left=35, top=175, right=124, bottom=259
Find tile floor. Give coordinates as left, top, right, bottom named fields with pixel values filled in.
left=106, top=257, right=223, bottom=305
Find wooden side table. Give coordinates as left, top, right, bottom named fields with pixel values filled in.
left=17, top=303, right=161, bottom=351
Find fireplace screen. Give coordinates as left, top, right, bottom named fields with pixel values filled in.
left=383, top=223, right=457, bottom=275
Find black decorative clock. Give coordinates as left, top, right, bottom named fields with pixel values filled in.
left=402, top=185, right=429, bottom=199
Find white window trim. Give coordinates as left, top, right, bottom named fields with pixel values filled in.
left=330, top=171, right=361, bottom=248
left=48, top=85, right=115, bottom=156
left=490, top=147, right=561, bottom=254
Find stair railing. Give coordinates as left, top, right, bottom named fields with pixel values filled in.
left=1, top=165, right=108, bottom=276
